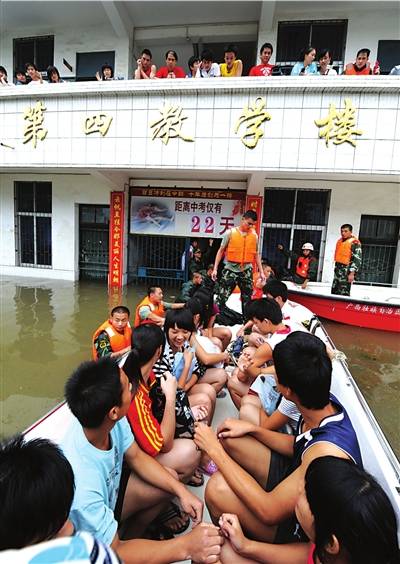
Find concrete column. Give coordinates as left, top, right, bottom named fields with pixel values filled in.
left=256, top=1, right=277, bottom=65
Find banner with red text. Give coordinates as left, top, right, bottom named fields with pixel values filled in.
left=245, top=195, right=263, bottom=235
left=109, top=191, right=125, bottom=288
left=130, top=188, right=246, bottom=238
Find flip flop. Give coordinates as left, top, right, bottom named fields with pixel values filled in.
left=187, top=467, right=205, bottom=487
left=153, top=501, right=190, bottom=535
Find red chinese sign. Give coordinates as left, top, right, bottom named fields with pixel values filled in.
left=109, top=191, right=124, bottom=288
left=245, top=195, right=263, bottom=235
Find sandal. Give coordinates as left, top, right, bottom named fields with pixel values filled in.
left=153, top=501, right=190, bottom=535
left=187, top=467, right=205, bottom=487
left=199, top=459, right=218, bottom=476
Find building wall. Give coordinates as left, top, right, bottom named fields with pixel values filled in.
left=262, top=177, right=400, bottom=285
left=1, top=78, right=399, bottom=175
left=0, top=25, right=131, bottom=81
left=0, top=173, right=112, bottom=280
left=258, top=3, right=400, bottom=66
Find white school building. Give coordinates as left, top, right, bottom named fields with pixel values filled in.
left=0, top=1, right=399, bottom=287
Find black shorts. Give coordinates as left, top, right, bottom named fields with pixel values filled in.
left=265, top=451, right=301, bottom=544
left=114, top=461, right=130, bottom=524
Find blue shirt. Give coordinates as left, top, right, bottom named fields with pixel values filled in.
left=294, top=394, right=362, bottom=466
left=61, top=417, right=134, bottom=545
left=290, top=62, right=318, bottom=76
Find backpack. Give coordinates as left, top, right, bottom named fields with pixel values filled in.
left=215, top=305, right=243, bottom=326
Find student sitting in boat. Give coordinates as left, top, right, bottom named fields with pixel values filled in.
left=154, top=308, right=226, bottom=416
left=187, top=288, right=232, bottom=352
left=0, top=435, right=120, bottom=562
left=277, top=242, right=317, bottom=289
left=60, top=358, right=223, bottom=561
left=122, top=324, right=206, bottom=527
left=134, top=286, right=185, bottom=328
left=218, top=456, right=400, bottom=564
left=226, top=345, right=257, bottom=409
left=92, top=305, right=132, bottom=360
left=265, top=278, right=314, bottom=327
left=194, top=332, right=363, bottom=545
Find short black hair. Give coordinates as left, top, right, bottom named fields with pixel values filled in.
left=243, top=209, right=257, bottom=222
left=25, top=62, right=38, bottom=71
left=191, top=270, right=202, bottom=279
left=111, top=305, right=130, bottom=317
left=164, top=308, right=195, bottom=340
left=341, top=223, right=353, bottom=231
left=166, top=50, right=178, bottom=61
left=356, top=48, right=370, bottom=58
left=260, top=42, right=273, bottom=55
left=317, top=48, right=332, bottom=62
left=188, top=55, right=200, bottom=70
left=14, top=68, right=25, bottom=77
left=0, top=65, right=8, bottom=76
left=46, top=65, right=60, bottom=82
left=0, top=435, right=74, bottom=550
left=224, top=44, right=238, bottom=57
left=273, top=332, right=331, bottom=409
left=148, top=286, right=161, bottom=296
left=201, top=49, right=214, bottom=62
left=101, top=63, right=114, bottom=77
left=245, top=297, right=283, bottom=325
left=65, top=357, right=123, bottom=428
left=264, top=279, right=288, bottom=302
left=141, top=48, right=152, bottom=58
left=299, top=46, right=315, bottom=62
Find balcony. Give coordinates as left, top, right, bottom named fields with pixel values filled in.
left=0, top=76, right=399, bottom=175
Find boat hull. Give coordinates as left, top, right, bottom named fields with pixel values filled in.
left=286, top=290, right=400, bottom=332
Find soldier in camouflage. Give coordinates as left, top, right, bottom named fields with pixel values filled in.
left=211, top=210, right=265, bottom=315
left=331, top=224, right=362, bottom=296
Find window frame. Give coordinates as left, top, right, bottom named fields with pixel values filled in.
left=15, top=181, right=52, bottom=268
left=13, top=35, right=54, bottom=73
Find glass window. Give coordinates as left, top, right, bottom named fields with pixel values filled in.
left=14, top=35, right=54, bottom=73
left=263, top=189, right=295, bottom=223
left=15, top=181, right=52, bottom=267
left=295, top=191, right=329, bottom=226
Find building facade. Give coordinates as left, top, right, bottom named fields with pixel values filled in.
left=1, top=1, right=399, bottom=287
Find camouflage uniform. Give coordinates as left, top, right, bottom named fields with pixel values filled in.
left=331, top=240, right=362, bottom=296
left=218, top=264, right=254, bottom=315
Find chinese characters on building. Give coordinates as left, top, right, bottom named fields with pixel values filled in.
left=234, top=97, right=271, bottom=148
left=23, top=101, right=48, bottom=148
left=315, top=98, right=363, bottom=147
left=83, top=113, right=113, bottom=136
left=150, top=104, right=194, bottom=144
left=16, top=98, right=364, bottom=151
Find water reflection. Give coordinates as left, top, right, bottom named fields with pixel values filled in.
left=13, top=286, right=56, bottom=362
left=0, top=276, right=399, bottom=459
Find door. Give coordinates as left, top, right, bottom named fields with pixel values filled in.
left=79, top=205, right=110, bottom=281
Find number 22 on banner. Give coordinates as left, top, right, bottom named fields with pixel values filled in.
left=191, top=215, right=215, bottom=234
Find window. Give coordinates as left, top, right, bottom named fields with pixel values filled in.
left=76, top=51, right=115, bottom=81
left=377, top=40, right=400, bottom=75
left=14, top=36, right=54, bottom=72
left=261, top=188, right=330, bottom=279
left=15, top=182, right=52, bottom=267
left=276, top=20, right=347, bottom=72
left=357, top=215, right=399, bottom=285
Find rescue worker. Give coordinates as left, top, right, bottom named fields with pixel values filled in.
left=331, top=224, right=362, bottom=296
left=134, top=286, right=185, bottom=328
left=92, top=305, right=132, bottom=360
left=277, top=242, right=318, bottom=289
left=211, top=210, right=265, bottom=315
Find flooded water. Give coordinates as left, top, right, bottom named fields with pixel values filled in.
left=0, top=276, right=399, bottom=459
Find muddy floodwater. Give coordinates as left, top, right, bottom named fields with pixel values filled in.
left=1, top=277, right=399, bottom=458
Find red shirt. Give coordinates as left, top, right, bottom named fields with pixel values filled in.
left=155, top=66, right=186, bottom=79
left=251, top=287, right=264, bottom=300
left=249, top=64, right=274, bottom=77
left=127, top=371, right=164, bottom=457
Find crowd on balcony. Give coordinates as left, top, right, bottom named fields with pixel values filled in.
left=1, top=42, right=399, bottom=87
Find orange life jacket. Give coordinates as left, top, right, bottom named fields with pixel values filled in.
left=334, top=237, right=360, bottom=265
left=225, top=227, right=257, bottom=265
left=344, top=63, right=371, bottom=75
left=295, top=256, right=312, bottom=278
left=134, top=296, right=165, bottom=328
left=92, top=320, right=132, bottom=360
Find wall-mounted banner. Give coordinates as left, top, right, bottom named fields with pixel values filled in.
left=109, top=191, right=125, bottom=288
left=130, top=188, right=246, bottom=238
left=245, top=195, right=263, bottom=235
